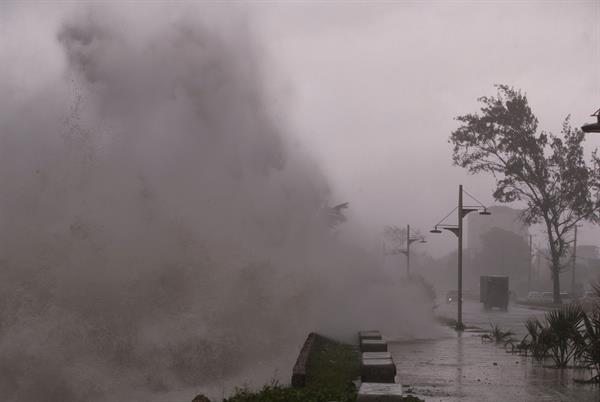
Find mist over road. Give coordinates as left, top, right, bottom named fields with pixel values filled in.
left=436, top=300, right=547, bottom=338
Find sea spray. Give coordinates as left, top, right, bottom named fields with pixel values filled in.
left=0, top=4, right=438, bottom=401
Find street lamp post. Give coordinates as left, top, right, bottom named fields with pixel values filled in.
left=407, top=225, right=412, bottom=276
left=579, top=108, right=599, bottom=296
left=430, top=184, right=491, bottom=331
left=401, top=224, right=427, bottom=276
left=528, top=234, right=532, bottom=294
left=571, top=225, right=579, bottom=296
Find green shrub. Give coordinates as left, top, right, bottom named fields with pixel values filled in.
left=224, top=382, right=354, bottom=402
left=224, top=334, right=424, bottom=401
left=525, top=318, right=547, bottom=363
left=483, top=323, right=514, bottom=344
left=225, top=335, right=359, bottom=402
left=575, top=310, right=600, bottom=382
left=544, top=304, right=584, bottom=367
left=225, top=382, right=424, bottom=402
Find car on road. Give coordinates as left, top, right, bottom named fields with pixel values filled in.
left=579, top=290, right=600, bottom=311
left=526, top=291, right=542, bottom=303
left=535, top=291, right=573, bottom=304
left=560, top=292, right=573, bottom=304
left=581, top=290, right=598, bottom=300
left=446, top=290, right=461, bottom=304
left=541, top=292, right=553, bottom=304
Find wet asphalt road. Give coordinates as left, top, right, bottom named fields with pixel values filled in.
left=388, top=300, right=599, bottom=402
left=435, top=298, right=548, bottom=338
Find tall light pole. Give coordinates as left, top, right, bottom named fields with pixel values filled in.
left=571, top=225, right=579, bottom=296
left=457, top=185, right=464, bottom=329
left=430, top=184, right=491, bottom=331
left=528, top=234, right=532, bottom=294
left=401, top=224, right=427, bottom=276
left=579, top=107, right=598, bottom=296
left=407, top=224, right=411, bottom=276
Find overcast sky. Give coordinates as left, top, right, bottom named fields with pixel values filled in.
left=1, top=1, right=599, bottom=257
left=251, top=1, right=600, bottom=256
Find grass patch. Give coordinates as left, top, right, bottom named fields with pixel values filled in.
left=224, top=334, right=359, bottom=402
left=224, top=334, right=424, bottom=402
left=304, top=334, right=360, bottom=395
left=223, top=381, right=352, bottom=402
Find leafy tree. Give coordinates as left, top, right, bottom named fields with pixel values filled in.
left=323, top=202, right=349, bottom=230
left=382, top=225, right=407, bottom=254
left=450, top=85, right=600, bottom=304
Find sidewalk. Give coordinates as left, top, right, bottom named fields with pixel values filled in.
left=389, top=331, right=598, bottom=402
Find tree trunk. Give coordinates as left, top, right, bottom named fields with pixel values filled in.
left=546, top=219, right=562, bottom=305
left=552, top=256, right=562, bottom=305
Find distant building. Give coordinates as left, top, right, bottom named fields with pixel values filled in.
left=577, top=246, right=600, bottom=287
left=466, top=205, right=529, bottom=252
left=578, top=245, right=599, bottom=261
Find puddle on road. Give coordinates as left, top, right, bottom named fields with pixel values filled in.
left=390, top=332, right=599, bottom=402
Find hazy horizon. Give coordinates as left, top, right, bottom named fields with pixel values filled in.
left=252, top=1, right=600, bottom=256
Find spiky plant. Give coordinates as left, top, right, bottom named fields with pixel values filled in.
left=489, top=323, right=514, bottom=344
left=526, top=318, right=548, bottom=363
left=505, top=334, right=531, bottom=355
left=544, top=304, right=585, bottom=367
left=575, top=309, right=600, bottom=382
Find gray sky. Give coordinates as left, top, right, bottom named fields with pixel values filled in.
left=0, top=4, right=598, bottom=398
left=252, top=1, right=600, bottom=256
left=1, top=1, right=598, bottom=256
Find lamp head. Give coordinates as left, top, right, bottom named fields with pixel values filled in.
left=479, top=208, right=491, bottom=216
left=430, top=227, right=442, bottom=234
left=582, top=122, right=600, bottom=133
left=582, top=108, right=600, bottom=133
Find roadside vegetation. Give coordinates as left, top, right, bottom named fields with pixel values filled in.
left=224, top=381, right=354, bottom=402
left=225, top=335, right=359, bottom=402
left=223, top=334, right=424, bottom=402
left=450, top=85, right=600, bottom=305
left=487, top=287, right=600, bottom=383
left=481, top=323, right=514, bottom=344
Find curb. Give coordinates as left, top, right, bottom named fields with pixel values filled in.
left=291, top=332, right=317, bottom=387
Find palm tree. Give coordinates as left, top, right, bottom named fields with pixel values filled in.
left=574, top=283, right=600, bottom=382
left=525, top=318, right=548, bottom=363
left=544, top=304, right=584, bottom=367
left=575, top=311, right=600, bottom=382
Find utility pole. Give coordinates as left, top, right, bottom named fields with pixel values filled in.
left=406, top=224, right=411, bottom=276
left=457, top=185, right=464, bottom=331
left=528, top=234, right=532, bottom=294
left=571, top=225, right=578, bottom=296
left=402, top=224, right=426, bottom=277
left=535, top=248, right=541, bottom=283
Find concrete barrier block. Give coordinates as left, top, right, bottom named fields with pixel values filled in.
left=291, top=332, right=317, bottom=387
left=359, top=330, right=382, bottom=341
left=362, top=351, right=392, bottom=360
left=360, top=339, right=387, bottom=353
left=361, top=358, right=396, bottom=383
left=356, top=382, right=404, bottom=402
